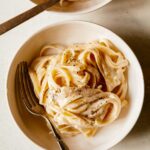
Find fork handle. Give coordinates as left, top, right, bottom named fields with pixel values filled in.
left=44, top=116, right=69, bottom=150
left=0, top=0, right=58, bottom=35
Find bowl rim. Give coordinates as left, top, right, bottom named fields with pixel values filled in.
left=30, top=0, right=112, bottom=15
left=6, top=20, right=145, bottom=150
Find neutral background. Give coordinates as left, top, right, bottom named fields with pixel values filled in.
left=0, top=0, right=150, bottom=149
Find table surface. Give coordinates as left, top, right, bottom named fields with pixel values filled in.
left=0, top=0, right=150, bottom=150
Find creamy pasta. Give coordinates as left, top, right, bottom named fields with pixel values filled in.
left=31, top=0, right=87, bottom=6
left=29, top=39, right=128, bottom=137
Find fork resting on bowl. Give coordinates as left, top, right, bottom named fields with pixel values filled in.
left=15, top=61, right=69, bottom=150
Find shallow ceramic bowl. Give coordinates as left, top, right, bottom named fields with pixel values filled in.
left=31, top=0, right=112, bottom=14
left=7, top=21, right=144, bottom=150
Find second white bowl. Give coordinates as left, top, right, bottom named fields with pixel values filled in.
left=31, top=0, right=112, bottom=14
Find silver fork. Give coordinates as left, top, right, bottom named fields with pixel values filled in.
left=15, top=61, right=69, bottom=150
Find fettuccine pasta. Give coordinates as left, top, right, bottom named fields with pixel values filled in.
left=31, top=0, right=88, bottom=7
left=29, top=39, right=128, bottom=137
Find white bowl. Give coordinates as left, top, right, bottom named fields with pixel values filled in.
left=7, top=21, right=144, bottom=150
left=31, top=0, right=112, bottom=14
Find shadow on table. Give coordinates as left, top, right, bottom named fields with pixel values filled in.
left=108, top=0, right=150, bottom=138
left=109, top=0, right=147, bottom=11
left=111, top=0, right=150, bottom=142
left=122, top=32, right=150, bottom=136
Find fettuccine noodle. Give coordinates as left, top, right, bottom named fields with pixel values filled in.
left=31, top=0, right=88, bottom=7
left=29, top=39, right=128, bottom=137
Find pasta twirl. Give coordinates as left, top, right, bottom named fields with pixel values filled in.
left=29, top=39, right=129, bottom=137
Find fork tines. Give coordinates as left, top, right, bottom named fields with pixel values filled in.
left=15, top=61, right=39, bottom=112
